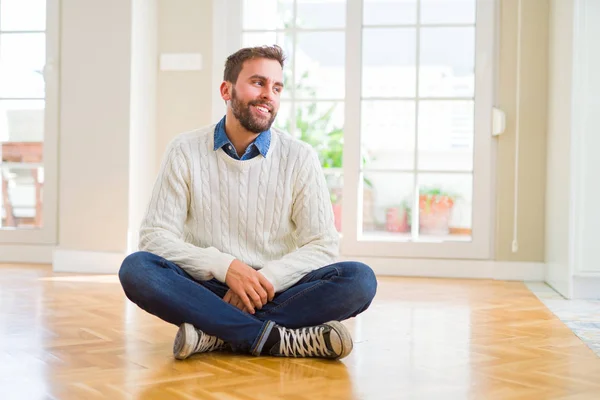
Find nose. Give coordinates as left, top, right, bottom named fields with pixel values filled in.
left=260, top=84, right=276, bottom=102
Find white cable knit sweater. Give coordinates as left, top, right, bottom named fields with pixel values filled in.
left=138, top=123, right=340, bottom=293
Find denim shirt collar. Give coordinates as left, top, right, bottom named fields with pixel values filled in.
left=213, top=116, right=271, bottom=159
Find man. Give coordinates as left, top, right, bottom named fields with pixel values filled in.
left=118, top=45, right=377, bottom=361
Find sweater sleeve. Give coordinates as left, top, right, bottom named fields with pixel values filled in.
left=258, top=147, right=340, bottom=292
left=138, top=140, right=235, bottom=283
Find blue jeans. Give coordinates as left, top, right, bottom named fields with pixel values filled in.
left=118, top=251, right=377, bottom=355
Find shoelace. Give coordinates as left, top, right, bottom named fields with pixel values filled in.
left=278, top=326, right=330, bottom=357
left=193, top=331, right=225, bottom=353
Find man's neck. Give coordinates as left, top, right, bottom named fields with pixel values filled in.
left=224, top=111, right=259, bottom=157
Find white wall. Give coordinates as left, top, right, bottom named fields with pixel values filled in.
left=55, top=0, right=159, bottom=271
left=545, top=0, right=574, bottom=297
left=58, top=0, right=133, bottom=254
left=49, top=0, right=197, bottom=270
left=157, top=0, right=213, bottom=171
left=546, top=0, right=600, bottom=299
left=496, top=0, right=549, bottom=262
left=129, top=0, right=158, bottom=252
left=573, top=0, right=600, bottom=275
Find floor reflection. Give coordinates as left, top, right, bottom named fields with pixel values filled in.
left=2, top=264, right=600, bottom=400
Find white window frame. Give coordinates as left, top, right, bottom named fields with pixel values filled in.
left=213, top=0, right=495, bottom=260
left=0, top=0, right=59, bottom=245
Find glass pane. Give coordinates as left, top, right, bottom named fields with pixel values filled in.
left=420, top=0, right=476, bottom=25
left=242, top=0, right=293, bottom=30
left=418, top=101, right=473, bottom=171
left=325, top=172, right=343, bottom=233
left=0, top=33, right=46, bottom=98
left=242, top=31, right=293, bottom=51
left=0, top=100, right=45, bottom=142
left=362, top=28, right=416, bottom=98
left=273, top=100, right=293, bottom=133
left=295, top=101, right=344, bottom=168
left=361, top=100, right=415, bottom=170
left=363, top=0, right=417, bottom=25
left=361, top=172, right=414, bottom=238
left=242, top=32, right=293, bottom=99
left=419, top=27, right=475, bottom=98
left=295, top=32, right=345, bottom=99
left=297, top=0, right=346, bottom=28
left=418, top=173, right=472, bottom=239
left=0, top=0, right=46, bottom=31
left=1, top=164, right=43, bottom=229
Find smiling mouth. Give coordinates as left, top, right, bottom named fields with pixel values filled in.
left=253, top=104, right=271, bottom=115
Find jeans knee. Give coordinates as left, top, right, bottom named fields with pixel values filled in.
left=118, top=251, right=155, bottom=296
left=119, top=251, right=138, bottom=285
left=340, top=261, right=378, bottom=306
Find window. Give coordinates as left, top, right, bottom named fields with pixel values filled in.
left=241, top=0, right=348, bottom=233
left=0, top=0, right=59, bottom=244
left=215, top=0, right=494, bottom=259
left=359, top=0, right=477, bottom=241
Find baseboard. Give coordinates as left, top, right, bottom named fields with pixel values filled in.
left=6, top=247, right=543, bottom=281
left=52, top=249, right=126, bottom=274
left=573, top=273, right=600, bottom=300
left=492, top=261, right=546, bottom=281
left=0, top=244, right=55, bottom=264
left=545, top=278, right=571, bottom=299
left=340, top=256, right=545, bottom=281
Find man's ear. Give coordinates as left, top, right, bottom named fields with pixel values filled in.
left=220, top=81, right=232, bottom=102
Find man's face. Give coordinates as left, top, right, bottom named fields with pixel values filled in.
left=228, top=58, right=284, bottom=133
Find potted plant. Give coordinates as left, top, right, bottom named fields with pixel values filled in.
left=418, top=186, right=457, bottom=235
left=385, top=199, right=411, bottom=233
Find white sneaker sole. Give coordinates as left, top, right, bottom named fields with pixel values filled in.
left=324, top=320, right=353, bottom=359
left=173, top=323, right=198, bottom=360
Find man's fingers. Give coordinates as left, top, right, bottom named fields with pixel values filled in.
left=248, top=288, right=264, bottom=309
left=225, top=291, right=247, bottom=312
left=231, top=295, right=247, bottom=312
left=255, top=284, right=268, bottom=306
left=230, top=285, right=254, bottom=313
left=239, top=292, right=255, bottom=314
left=258, top=274, right=275, bottom=301
left=232, top=296, right=244, bottom=311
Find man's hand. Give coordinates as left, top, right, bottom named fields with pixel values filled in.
left=223, top=290, right=250, bottom=313
left=224, top=259, right=275, bottom=314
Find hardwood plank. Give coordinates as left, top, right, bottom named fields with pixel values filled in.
left=1, top=263, right=599, bottom=399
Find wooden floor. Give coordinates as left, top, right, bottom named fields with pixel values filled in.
left=1, top=264, right=600, bottom=400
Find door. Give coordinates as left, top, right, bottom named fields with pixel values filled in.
left=215, top=0, right=495, bottom=260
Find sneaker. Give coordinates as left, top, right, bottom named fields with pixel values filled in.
left=267, top=320, right=353, bottom=360
left=173, top=323, right=228, bottom=360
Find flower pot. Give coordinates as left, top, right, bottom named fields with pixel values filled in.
left=419, top=194, right=454, bottom=235
left=385, top=206, right=410, bottom=233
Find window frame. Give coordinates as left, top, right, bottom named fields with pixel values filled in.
left=0, top=0, right=59, bottom=245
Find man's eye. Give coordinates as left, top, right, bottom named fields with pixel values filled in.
left=254, top=81, right=263, bottom=86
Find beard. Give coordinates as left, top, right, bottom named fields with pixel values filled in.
left=230, top=87, right=277, bottom=133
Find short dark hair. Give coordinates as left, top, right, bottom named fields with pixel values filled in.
left=223, top=45, right=286, bottom=84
